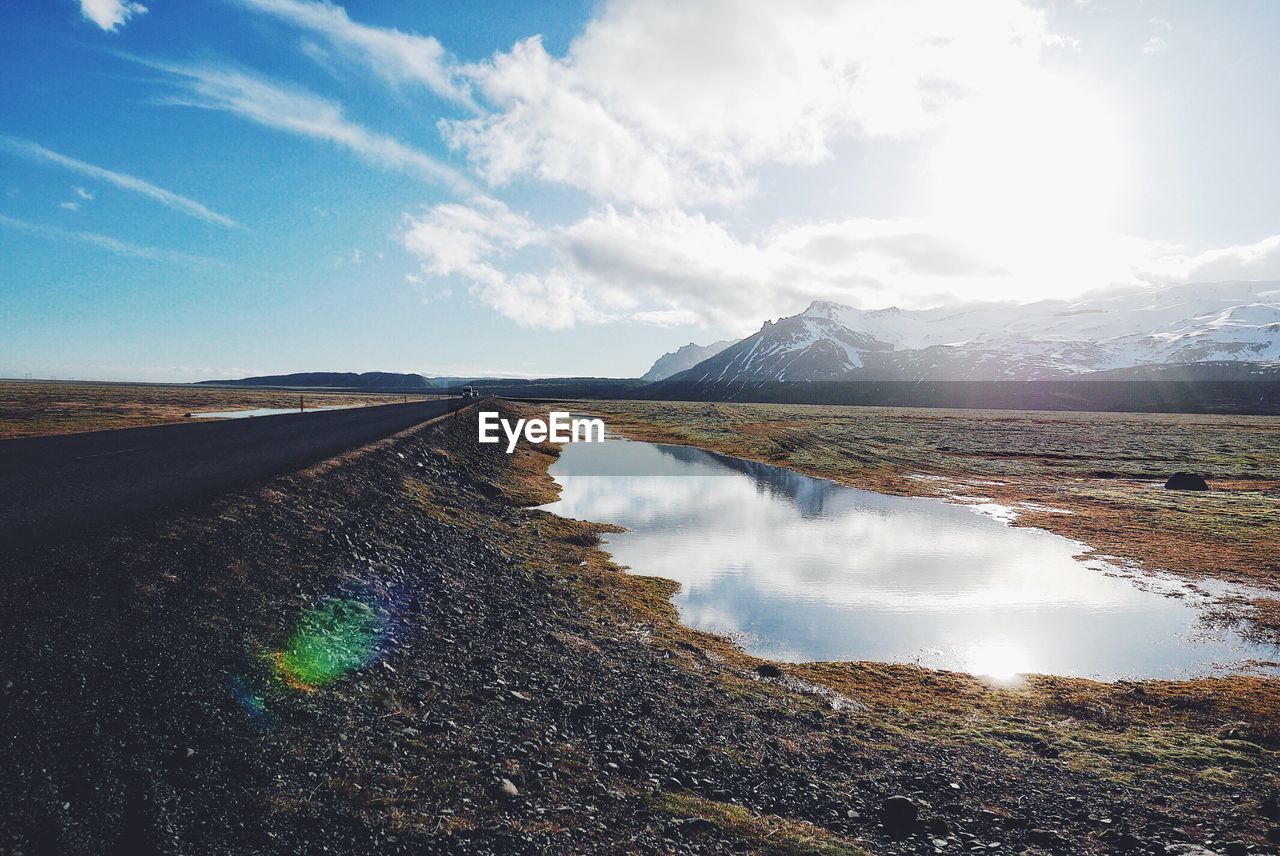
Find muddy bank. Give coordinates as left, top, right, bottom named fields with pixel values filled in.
left=0, top=404, right=1276, bottom=854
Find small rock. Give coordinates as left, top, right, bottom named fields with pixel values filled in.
left=1114, top=832, right=1145, bottom=851
left=1027, top=828, right=1064, bottom=847
left=754, top=663, right=784, bottom=679
left=683, top=817, right=716, bottom=835
left=880, top=795, right=919, bottom=836
left=571, top=702, right=599, bottom=720
left=496, top=778, right=519, bottom=799
left=1164, top=472, right=1209, bottom=491
left=1032, top=739, right=1060, bottom=759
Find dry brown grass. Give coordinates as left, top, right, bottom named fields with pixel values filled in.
left=650, top=792, right=869, bottom=855
left=0, top=380, right=442, bottom=439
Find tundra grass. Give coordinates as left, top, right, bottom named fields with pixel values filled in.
left=650, top=792, right=870, bottom=855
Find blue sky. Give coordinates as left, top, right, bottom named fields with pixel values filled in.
left=2, top=0, right=1279, bottom=381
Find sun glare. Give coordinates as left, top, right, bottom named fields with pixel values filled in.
left=965, top=640, right=1033, bottom=684
left=931, top=76, right=1127, bottom=234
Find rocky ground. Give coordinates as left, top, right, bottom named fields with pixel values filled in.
left=1, top=404, right=1277, bottom=854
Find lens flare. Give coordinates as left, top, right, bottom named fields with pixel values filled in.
left=273, top=597, right=387, bottom=691
left=229, top=674, right=270, bottom=726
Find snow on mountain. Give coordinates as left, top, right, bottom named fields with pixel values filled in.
left=662, top=281, right=1280, bottom=387
left=641, top=340, right=736, bottom=381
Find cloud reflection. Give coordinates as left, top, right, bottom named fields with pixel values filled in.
left=542, top=439, right=1278, bottom=680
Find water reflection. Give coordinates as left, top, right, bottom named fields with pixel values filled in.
left=541, top=439, right=1278, bottom=680
left=190, top=406, right=353, bottom=419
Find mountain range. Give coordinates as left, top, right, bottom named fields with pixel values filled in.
left=655, top=281, right=1280, bottom=392
left=201, top=280, right=1280, bottom=405
left=640, top=340, right=736, bottom=381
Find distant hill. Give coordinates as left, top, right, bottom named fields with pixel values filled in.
left=641, top=340, right=736, bottom=381
left=199, top=372, right=439, bottom=391
left=198, top=372, right=649, bottom=399
left=461, top=377, right=649, bottom=399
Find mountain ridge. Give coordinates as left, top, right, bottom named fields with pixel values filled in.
left=663, top=281, right=1280, bottom=391
left=641, top=340, right=736, bottom=381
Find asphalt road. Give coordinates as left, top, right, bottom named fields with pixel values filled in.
left=0, top=399, right=469, bottom=546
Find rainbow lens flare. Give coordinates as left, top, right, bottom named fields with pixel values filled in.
left=273, top=597, right=386, bottom=690
left=229, top=674, right=269, bottom=726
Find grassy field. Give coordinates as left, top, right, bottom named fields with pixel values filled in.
left=577, top=400, right=1280, bottom=643
left=0, top=380, right=440, bottom=439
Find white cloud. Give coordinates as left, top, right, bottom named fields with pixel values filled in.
left=398, top=197, right=593, bottom=325
left=72, top=185, right=94, bottom=200
left=404, top=201, right=1139, bottom=330
left=78, top=0, right=147, bottom=32
left=405, top=195, right=1263, bottom=332
left=59, top=201, right=81, bottom=211
left=134, top=1, right=1259, bottom=334
left=1142, top=18, right=1173, bottom=55
left=401, top=196, right=542, bottom=283
left=443, top=0, right=1054, bottom=206
left=1, top=136, right=241, bottom=228
left=137, top=57, right=477, bottom=195
left=232, top=0, right=476, bottom=108
left=0, top=213, right=220, bottom=267
left=1141, top=234, right=1280, bottom=283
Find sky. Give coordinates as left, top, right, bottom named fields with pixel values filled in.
left=2, top=0, right=1280, bottom=381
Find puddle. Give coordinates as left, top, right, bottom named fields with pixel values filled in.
left=540, top=438, right=1279, bottom=680
left=190, top=405, right=356, bottom=419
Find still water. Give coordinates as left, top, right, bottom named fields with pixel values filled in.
left=541, top=438, right=1278, bottom=680
left=190, top=406, right=354, bottom=419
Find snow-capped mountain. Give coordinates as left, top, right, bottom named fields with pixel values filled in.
left=662, top=281, right=1280, bottom=388
left=641, top=340, right=736, bottom=381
